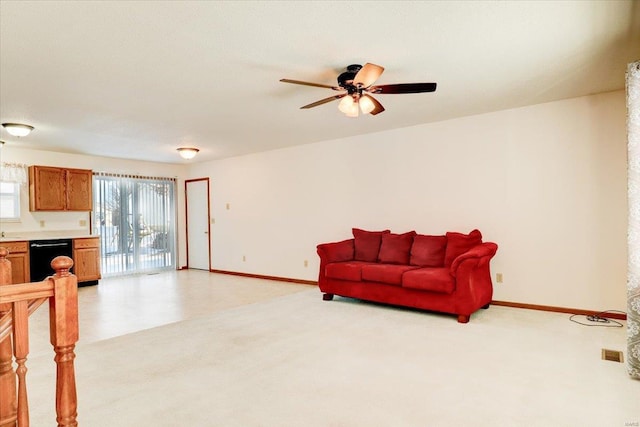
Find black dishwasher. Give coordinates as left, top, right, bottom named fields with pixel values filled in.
left=29, top=239, right=73, bottom=281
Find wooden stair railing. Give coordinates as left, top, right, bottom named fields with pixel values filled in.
left=0, top=247, right=79, bottom=427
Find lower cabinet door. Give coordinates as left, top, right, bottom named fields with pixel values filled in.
left=73, top=238, right=101, bottom=282
left=7, top=253, right=29, bottom=284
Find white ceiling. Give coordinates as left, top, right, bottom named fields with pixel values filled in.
left=1, top=1, right=639, bottom=164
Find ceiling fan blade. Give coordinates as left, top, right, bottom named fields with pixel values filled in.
left=362, top=94, right=385, bottom=115
left=280, top=79, right=340, bottom=90
left=300, top=93, right=347, bottom=109
left=370, top=82, right=437, bottom=94
left=353, top=63, right=384, bottom=88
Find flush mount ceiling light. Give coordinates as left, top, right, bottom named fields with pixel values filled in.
left=2, top=123, right=34, bottom=137
left=177, top=147, right=199, bottom=160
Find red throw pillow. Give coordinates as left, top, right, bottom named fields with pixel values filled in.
left=378, top=231, right=416, bottom=264
left=410, top=234, right=447, bottom=267
left=444, top=229, right=483, bottom=267
left=352, top=228, right=390, bottom=262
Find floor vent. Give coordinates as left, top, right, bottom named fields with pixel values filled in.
left=602, top=349, right=624, bottom=363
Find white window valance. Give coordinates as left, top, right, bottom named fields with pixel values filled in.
left=0, top=162, right=28, bottom=184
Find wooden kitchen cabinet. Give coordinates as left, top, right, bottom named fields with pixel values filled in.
left=29, top=165, right=93, bottom=211
left=73, top=237, right=101, bottom=282
left=3, top=241, right=30, bottom=284
left=66, top=168, right=93, bottom=210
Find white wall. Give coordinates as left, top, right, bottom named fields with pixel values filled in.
left=1, top=91, right=627, bottom=311
left=0, top=147, right=189, bottom=266
left=188, top=90, right=627, bottom=312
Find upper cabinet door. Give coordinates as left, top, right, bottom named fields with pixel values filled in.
left=29, top=165, right=93, bottom=211
left=29, top=166, right=66, bottom=211
left=66, top=168, right=93, bottom=211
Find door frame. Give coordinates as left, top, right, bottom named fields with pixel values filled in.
left=185, top=178, right=211, bottom=271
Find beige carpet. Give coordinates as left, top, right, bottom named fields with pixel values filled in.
left=28, top=289, right=637, bottom=426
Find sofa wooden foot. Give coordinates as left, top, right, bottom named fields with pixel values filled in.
left=482, top=303, right=490, bottom=309
left=457, top=314, right=470, bottom=323
left=322, top=293, right=334, bottom=301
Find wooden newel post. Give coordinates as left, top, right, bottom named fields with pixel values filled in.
left=0, top=247, right=11, bottom=288
left=48, top=256, right=79, bottom=427
left=0, top=247, right=18, bottom=427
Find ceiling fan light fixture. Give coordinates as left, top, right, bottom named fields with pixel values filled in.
left=345, top=102, right=359, bottom=118
left=359, top=95, right=376, bottom=114
left=280, top=62, right=437, bottom=117
left=177, top=147, right=199, bottom=159
left=338, top=95, right=359, bottom=117
left=338, top=95, right=355, bottom=114
left=2, top=123, right=34, bottom=137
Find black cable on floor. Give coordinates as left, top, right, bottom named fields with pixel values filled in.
left=569, top=309, right=625, bottom=327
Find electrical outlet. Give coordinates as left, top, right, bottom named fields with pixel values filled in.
left=39, top=220, right=45, bottom=228
left=79, top=220, right=87, bottom=227
left=211, top=218, right=215, bottom=224
left=304, top=260, right=308, bottom=267
left=496, top=273, right=503, bottom=283
left=242, top=255, right=246, bottom=262
left=226, top=203, right=230, bottom=210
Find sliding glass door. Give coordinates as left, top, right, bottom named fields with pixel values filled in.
left=93, top=173, right=176, bottom=276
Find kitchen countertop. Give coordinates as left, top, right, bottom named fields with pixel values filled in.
left=0, top=231, right=99, bottom=243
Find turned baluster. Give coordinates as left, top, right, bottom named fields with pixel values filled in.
left=12, top=301, right=29, bottom=426
left=48, top=256, right=78, bottom=427
left=0, top=247, right=17, bottom=427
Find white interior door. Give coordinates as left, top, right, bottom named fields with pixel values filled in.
left=186, top=179, right=210, bottom=270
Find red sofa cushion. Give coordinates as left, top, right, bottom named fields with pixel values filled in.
left=402, top=268, right=456, bottom=294
left=444, top=229, right=482, bottom=267
left=361, top=264, right=420, bottom=286
left=325, top=261, right=370, bottom=281
left=378, top=231, right=416, bottom=264
left=352, top=228, right=390, bottom=262
left=410, top=234, right=447, bottom=267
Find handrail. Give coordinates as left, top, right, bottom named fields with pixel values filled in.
left=0, top=282, right=54, bottom=302
left=0, top=247, right=79, bottom=427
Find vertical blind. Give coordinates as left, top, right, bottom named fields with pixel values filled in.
left=93, top=172, right=176, bottom=277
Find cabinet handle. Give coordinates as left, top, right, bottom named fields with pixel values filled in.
left=31, top=243, right=71, bottom=248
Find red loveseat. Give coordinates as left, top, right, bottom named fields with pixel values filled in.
left=316, top=228, right=498, bottom=323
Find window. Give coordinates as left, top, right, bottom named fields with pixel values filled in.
left=0, top=182, right=21, bottom=221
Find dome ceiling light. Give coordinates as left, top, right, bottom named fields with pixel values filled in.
left=2, top=123, right=34, bottom=137
left=177, top=147, right=199, bottom=159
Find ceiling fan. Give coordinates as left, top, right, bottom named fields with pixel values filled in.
left=280, top=63, right=437, bottom=117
